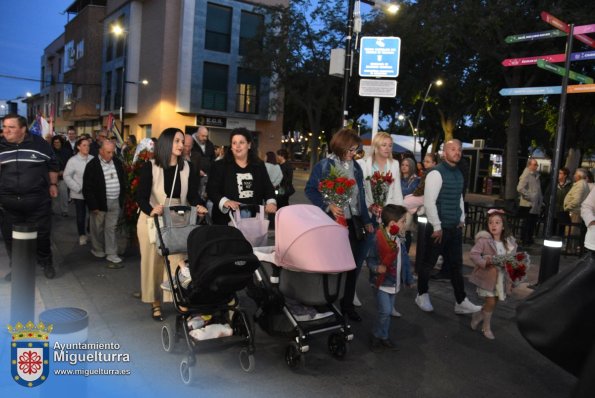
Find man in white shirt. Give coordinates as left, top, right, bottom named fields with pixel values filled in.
left=415, top=140, right=481, bottom=315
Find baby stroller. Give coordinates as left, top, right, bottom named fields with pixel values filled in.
left=249, top=204, right=355, bottom=369
left=155, top=207, right=260, bottom=384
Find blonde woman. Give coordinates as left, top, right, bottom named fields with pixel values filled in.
left=358, top=132, right=404, bottom=315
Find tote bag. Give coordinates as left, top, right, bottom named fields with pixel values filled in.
left=229, top=205, right=269, bottom=247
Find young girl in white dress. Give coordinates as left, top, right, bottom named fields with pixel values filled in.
left=468, top=209, right=518, bottom=340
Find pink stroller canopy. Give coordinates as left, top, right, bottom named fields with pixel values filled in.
left=274, top=205, right=356, bottom=273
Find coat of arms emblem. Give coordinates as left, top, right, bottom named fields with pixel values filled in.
left=8, top=321, right=53, bottom=388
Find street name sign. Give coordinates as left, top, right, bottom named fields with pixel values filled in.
left=541, top=11, right=595, bottom=48
left=359, top=36, right=401, bottom=78
left=502, top=50, right=595, bottom=66
left=505, top=29, right=566, bottom=43
left=536, top=60, right=594, bottom=84
left=499, top=86, right=562, bottom=96
left=358, top=79, right=397, bottom=98
left=567, top=84, right=595, bottom=94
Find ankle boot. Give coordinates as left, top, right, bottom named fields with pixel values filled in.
left=481, top=311, right=495, bottom=340
left=470, top=311, right=483, bottom=330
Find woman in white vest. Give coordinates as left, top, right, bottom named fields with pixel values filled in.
left=136, top=128, right=207, bottom=321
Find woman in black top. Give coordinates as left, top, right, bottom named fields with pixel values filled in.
left=207, top=128, right=277, bottom=225
left=136, top=128, right=207, bottom=321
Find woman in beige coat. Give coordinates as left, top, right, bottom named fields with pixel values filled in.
left=468, top=209, right=518, bottom=340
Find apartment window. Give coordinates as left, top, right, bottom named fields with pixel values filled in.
left=115, top=16, right=125, bottom=58
left=76, top=40, right=85, bottom=60
left=114, top=68, right=123, bottom=110
left=239, top=11, right=263, bottom=56
left=106, top=32, right=114, bottom=61
left=205, top=3, right=231, bottom=53
left=236, top=69, right=259, bottom=114
left=104, top=71, right=112, bottom=110
left=202, top=62, right=228, bottom=111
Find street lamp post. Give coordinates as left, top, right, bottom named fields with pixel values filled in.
left=112, top=24, right=127, bottom=136
left=398, top=114, right=417, bottom=157
left=341, top=1, right=399, bottom=127
left=414, top=79, right=443, bottom=153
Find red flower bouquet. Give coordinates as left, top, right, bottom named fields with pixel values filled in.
left=366, top=170, right=394, bottom=219
left=119, top=148, right=154, bottom=235
left=492, top=251, right=531, bottom=287
left=318, top=165, right=356, bottom=227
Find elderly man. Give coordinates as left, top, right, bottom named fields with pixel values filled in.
left=415, top=139, right=481, bottom=315
left=82, top=140, right=126, bottom=264
left=517, top=158, right=543, bottom=246
left=191, top=126, right=215, bottom=198
left=0, top=114, right=60, bottom=280
left=90, top=129, right=108, bottom=157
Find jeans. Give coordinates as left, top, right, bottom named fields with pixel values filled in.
left=73, top=199, right=87, bottom=236
left=372, top=287, right=395, bottom=339
left=417, top=226, right=467, bottom=304
left=400, top=241, right=414, bottom=285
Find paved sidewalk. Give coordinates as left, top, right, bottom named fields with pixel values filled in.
left=0, top=181, right=581, bottom=397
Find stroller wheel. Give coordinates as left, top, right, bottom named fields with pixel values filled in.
left=180, top=358, right=193, bottom=385
left=328, top=333, right=348, bottom=359
left=161, top=324, right=176, bottom=353
left=285, top=342, right=305, bottom=369
left=239, top=348, right=256, bottom=372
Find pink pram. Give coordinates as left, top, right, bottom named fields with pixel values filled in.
left=251, top=204, right=355, bottom=369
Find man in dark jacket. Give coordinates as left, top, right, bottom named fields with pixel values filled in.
left=82, top=140, right=126, bottom=264
left=0, top=114, right=60, bottom=279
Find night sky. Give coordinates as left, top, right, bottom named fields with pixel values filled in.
left=0, top=0, right=72, bottom=100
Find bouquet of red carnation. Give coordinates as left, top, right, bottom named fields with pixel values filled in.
left=366, top=170, right=394, bottom=218
left=118, top=148, right=154, bottom=235
left=492, top=251, right=531, bottom=287
left=318, top=165, right=356, bottom=227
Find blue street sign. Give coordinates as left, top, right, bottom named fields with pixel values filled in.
left=359, top=36, right=401, bottom=78
left=499, top=86, right=562, bottom=96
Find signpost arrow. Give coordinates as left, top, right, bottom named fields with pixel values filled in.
left=499, top=86, right=562, bottom=96
left=505, top=29, right=566, bottom=43
left=567, top=83, right=595, bottom=93
left=502, top=50, right=595, bottom=66
left=536, top=59, right=594, bottom=84
left=541, top=11, right=595, bottom=48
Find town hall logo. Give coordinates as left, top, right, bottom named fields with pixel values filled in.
left=8, top=321, right=53, bottom=388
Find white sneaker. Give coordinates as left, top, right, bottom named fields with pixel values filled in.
left=415, top=293, right=434, bottom=312
left=353, top=293, right=362, bottom=307
left=106, top=255, right=123, bottom=264
left=91, top=249, right=105, bottom=258
left=454, top=298, right=481, bottom=314
left=391, top=308, right=402, bottom=318
left=79, top=235, right=87, bottom=245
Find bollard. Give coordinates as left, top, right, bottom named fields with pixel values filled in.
left=415, top=216, right=428, bottom=271
left=10, top=223, right=37, bottom=324
left=537, top=237, right=563, bottom=285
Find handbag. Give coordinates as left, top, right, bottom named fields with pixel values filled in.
left=516, top=252, right=595, bottom=376
left=350, top=215, right=367, bottom=241
left=229, top=205, right=269, bottom=247
left=149, top=164, right=200, bottom=256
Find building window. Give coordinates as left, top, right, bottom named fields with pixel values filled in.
left=76, top=40, right=85, bottom=60
left=41, top=66, right=46, bottom=88
left=106, top=32, right=114, bottom=62
left=236, top=69, right=259, bottom=114
left=114, top=68, right=123, bottom=110
left=64, top=85, right=73, bottom=111
left=202, top=62, right=228, bottom=111
left=104, top=71, right=112, bottom=111
left=115, top=16, right=125, bottom=58
left=205, top=3, right=231, bottom=53
left=239, top=11, right=263, bottom=56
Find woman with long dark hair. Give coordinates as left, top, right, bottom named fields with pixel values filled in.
left=136, top=128, right=207, bottom=321
left=63, top=137, right=93, bottom=245
left=206, top=128, right=277, bottom=225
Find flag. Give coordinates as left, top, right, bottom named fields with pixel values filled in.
left=29, top=116, right=42, bottom=136
left=107, top=112, right=123, bottom=147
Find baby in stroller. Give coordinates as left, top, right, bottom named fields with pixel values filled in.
left=250, top=204, right=356, bottom=368
left=159, top=223, right=261, bottom=383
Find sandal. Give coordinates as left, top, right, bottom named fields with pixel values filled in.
left=151, top=305, right=163, bottom=322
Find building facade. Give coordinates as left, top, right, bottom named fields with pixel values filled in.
left=100, top=0, right=286, bottom=153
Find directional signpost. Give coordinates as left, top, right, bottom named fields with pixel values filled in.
left=502, top=50, right=595, bottom=66
left=505, top=29, right=566, bottom=43
left=536, top=59, right=593, bottom=84
left=541, top=11, right=595, bottom=48
left=499, top=86, right=562, bottom=96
